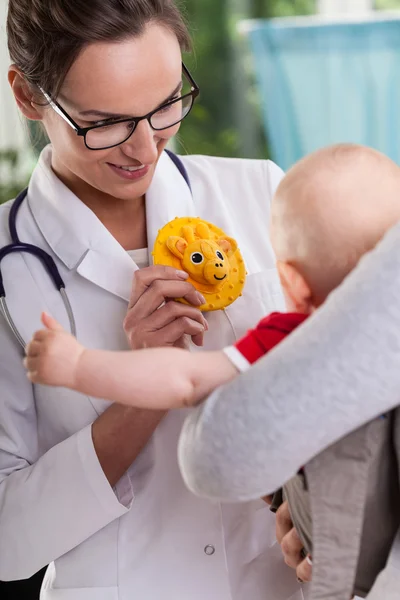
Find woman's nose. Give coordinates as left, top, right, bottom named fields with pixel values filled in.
left=122, top=119, right=159, bottom=165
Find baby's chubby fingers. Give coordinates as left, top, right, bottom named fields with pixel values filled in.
left=25, top=338, right=46, bottom=357
left=23, top=354, right=35, bottom=371
left=23, top=356, right=41, bottom=382
left=23, top=338, right=49, bottom=380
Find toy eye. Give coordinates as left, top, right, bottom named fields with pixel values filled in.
left=191, top=252, right=204, bottom=264
left=216, top=251, right=224, bottom=260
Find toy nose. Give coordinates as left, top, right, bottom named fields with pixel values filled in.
left=215, top=263, right=224, bottom=268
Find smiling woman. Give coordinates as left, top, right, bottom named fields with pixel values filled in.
left=8, top=20, right=192, bottom=226
left=0, top=2, right=296, bottom=600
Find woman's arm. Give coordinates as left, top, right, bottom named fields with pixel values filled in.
left=178, top=220, right=400, bottom=502
left=0, top=320, right=132, bottom=580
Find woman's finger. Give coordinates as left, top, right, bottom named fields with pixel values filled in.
left=190, top=331, right=205, bottom=347
left=150, top=300, right=208, bottom=329
left=149, top=316, right=206, bottom=347
left=124, top=299, right=208, bottom=349
left=280, top=527, right=304, bottom=569
left=128, top=265, right=189, bottom=309
left=276, top=501, right=294, bottom=544
left=262, top=495, right=274, bottom=505
left=296, top=556, right=312, bottom=583
left=129, top=279, right=205, bottom=321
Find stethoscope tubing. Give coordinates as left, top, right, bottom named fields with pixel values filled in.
left=0, top=189, right=77, bottom=349
left=0, top=152, right=191, bottom=350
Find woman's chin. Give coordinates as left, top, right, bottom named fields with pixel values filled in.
left=105, top=172, right=154, bottom=201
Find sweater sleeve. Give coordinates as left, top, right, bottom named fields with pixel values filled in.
left=178, top=221, right=400, bottom=502
left=223, top=313, right=307, bottom=371
left=233, top=312, right=308, bottom=364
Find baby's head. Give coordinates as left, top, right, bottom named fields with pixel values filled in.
left=271, top=144, right=400, bottom=312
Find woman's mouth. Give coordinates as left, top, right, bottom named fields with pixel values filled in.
left=107, top=162, right=150, bottom=181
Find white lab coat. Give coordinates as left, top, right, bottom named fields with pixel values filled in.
left=0, top=147, right=305, bottom=600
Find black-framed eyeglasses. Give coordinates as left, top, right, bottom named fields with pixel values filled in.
left=39, top=63, right=199, bottom=151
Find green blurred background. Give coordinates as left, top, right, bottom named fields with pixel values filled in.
left=1, top=0, right=400, bottom=203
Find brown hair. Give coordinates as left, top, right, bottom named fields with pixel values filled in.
left=7, top=0, right=191, bottom=98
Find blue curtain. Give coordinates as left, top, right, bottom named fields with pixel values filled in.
left=247, top=19, right=400, bottom=170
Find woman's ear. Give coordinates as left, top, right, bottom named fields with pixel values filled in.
left=8, top=66, right=43, bottom=121
left=277, top=261, right=313, bottom=314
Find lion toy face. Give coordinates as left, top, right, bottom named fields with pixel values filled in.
left=167, top=224, right=237, bottom=291
left=152, top=217, right=246, bottom=311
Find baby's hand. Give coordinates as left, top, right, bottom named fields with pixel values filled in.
left=24, top=312, right=84, bottom=388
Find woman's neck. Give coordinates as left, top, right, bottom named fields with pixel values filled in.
left=93, top=197, right=148, bottom=251
left=53, top=164, right=148, bottom=251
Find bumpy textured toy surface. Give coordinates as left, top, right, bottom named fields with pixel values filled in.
left=152, top=217, right=246, bottom=311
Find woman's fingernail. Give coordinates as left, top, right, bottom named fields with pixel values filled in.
left=176, top=270, right=189, bottom=279
left=197, top=293, right=206, bottom=304
left=306, top=555, right=313, bottom=566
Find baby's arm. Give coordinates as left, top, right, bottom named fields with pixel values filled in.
left=24, top=313, right=238, bottom=409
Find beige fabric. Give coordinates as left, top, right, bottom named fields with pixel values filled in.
left=283, top=414, right=400, bottom=600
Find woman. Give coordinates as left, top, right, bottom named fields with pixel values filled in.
left=0, top=1, right=304, bottom=599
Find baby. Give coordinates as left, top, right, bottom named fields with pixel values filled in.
left=24, top=144, right=400, bottom=594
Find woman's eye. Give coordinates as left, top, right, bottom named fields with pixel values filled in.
left=157, top=97, right=181, bottom=114
left=191, top=252, right=204, bottom=264
left=87, top=118, right=122, bottom=127
left=216, top=251, right=224, bottom=260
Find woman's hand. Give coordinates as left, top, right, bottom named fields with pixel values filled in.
left=124, top=265, right=208, bottom=349
left=276, top=501, right=312, bottom=583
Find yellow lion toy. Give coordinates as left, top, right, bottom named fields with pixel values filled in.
left=152, top=217, right=246, bottom=311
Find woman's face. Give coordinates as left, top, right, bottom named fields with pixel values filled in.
left=38, top=23, right=183, bottom=202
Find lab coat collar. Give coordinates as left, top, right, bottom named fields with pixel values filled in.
left=28, top=146, right=195, bottom=302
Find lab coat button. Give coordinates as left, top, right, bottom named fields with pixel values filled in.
left=204, top=545, right=215, bottom=556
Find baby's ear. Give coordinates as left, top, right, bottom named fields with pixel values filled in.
left=277, top=262, right=312, bottom=314
left=166, top=236, right=188, bottom=260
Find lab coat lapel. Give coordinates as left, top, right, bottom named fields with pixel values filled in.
left=145, top=151, right=195, bottom=262
left=78, top=152, right=195, bottom=299
left=28, top=147, right=138, bottom=302
left=76, top=246, right=137, bottom=303
left=28, top=148, right=194, bottom=303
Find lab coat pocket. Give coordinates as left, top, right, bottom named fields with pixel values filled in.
left=245, top=505, right=279, bottom=562
left=40, top=586, right=118, bottom=600
left=224, top=269, right=284, bottom=340
left=241, top=506, right=305, bottom=600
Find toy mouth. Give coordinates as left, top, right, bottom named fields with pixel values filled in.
left=214, top=274, right=227, bottom=281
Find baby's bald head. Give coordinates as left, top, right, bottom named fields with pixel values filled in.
left=271, top=144, right=400, bottom=305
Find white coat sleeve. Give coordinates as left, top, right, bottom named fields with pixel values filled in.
left=178, top=220, right=400, bottom=502
left=266, top=159, right=285, bottom=197
left=0, top=319, right=131, bottom=581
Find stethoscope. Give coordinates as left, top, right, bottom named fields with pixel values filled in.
left=0, top=187, right=77, bottom=349
left=0, top=151, right=191, bottom=349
